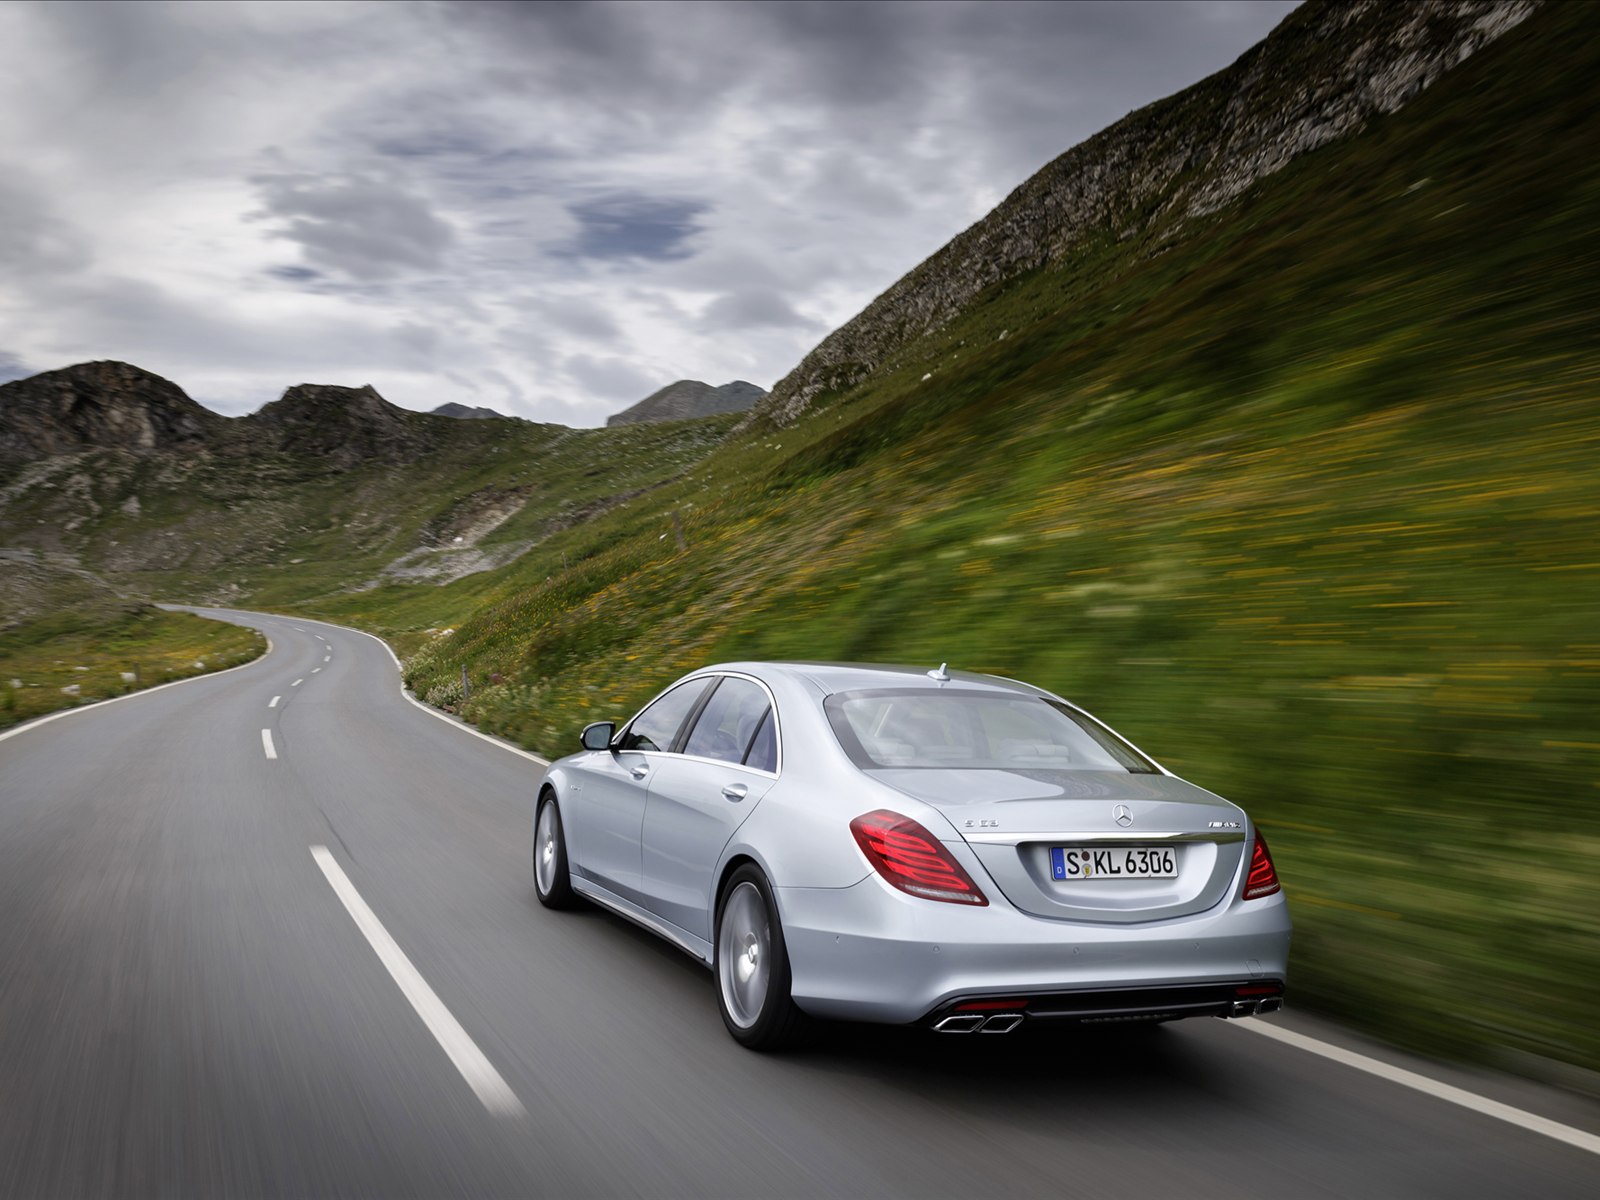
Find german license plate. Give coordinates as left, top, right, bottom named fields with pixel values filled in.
left=1051, top=845, right=1177, bottom=881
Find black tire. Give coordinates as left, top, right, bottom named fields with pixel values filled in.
left=714, top=865, right=807, bottom=1050
left=533, top=792, right=578, bottom=910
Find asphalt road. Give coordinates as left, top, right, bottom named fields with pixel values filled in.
left=1, top=607, right=1596, bottom=1198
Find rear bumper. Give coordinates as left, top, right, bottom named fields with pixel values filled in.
left=927, top=980, right=1285, bottom=1031
left=776, top=875, right=1291, bottom=1025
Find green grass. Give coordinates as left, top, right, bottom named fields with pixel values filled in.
left=0, top=605, right=265, bottom=729
left=292, top=7, right=1600, bottom=1077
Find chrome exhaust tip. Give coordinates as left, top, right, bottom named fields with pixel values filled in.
left=1255, top=997, right=1283, bottom=1015
left=979, top=1013, right=1024, bottom=1034
left=934, top=1014, right=985, bottom=1033
left=1230, top=1000, right=1257, bottom=1017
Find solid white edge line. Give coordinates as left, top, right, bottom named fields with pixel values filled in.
left=0, top=636, right=274, bottom=747
left=309, top=845, right=524, bottom=1117
left=1233, top=1021, right=1600, bottom=1156
left=261, top=729, right=278, bottom=760
left=269, top=696, right=280, bottom=708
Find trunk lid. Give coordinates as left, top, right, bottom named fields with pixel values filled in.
left=872, top=768, right=1248, bottom=924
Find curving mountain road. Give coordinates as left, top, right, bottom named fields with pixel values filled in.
left=1, top=607, right=1596, bottom=1198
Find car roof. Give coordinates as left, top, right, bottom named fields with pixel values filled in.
left=699, top=661, right=1051, bottom=699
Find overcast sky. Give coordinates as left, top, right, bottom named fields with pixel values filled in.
left=0, top=0, right=1296, bottom=425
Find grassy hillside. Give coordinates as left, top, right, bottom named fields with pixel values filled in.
left=0, top=412, right=738, bottom=611
left=299, top=5, right=1600, bottom=1076
left=0, top=556, right=264, bottom=729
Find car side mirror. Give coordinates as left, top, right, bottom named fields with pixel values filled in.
left=580, top=721, right=616, bottom=752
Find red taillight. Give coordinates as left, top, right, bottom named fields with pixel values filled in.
left=1244, top=828, right=1281, bottom=900
left=850, top=809, right=988, bottom=906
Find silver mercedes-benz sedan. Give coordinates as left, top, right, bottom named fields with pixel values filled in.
left=534, top=662, right=1291, bottom=1049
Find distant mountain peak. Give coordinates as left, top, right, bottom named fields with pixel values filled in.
left=607, top=379, right=767, bottom=427
left=432, top=402, right=510, bottom=421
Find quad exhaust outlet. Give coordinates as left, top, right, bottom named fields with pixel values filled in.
left=933, top=1013, right=1025, bottom=1034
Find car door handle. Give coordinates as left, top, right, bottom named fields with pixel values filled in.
left=631, top=764, right=650, bottom=780
left=721, top=783, right=748, bottom=802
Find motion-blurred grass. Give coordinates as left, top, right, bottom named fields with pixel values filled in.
left=300, top=9, right=1600, bottom=1077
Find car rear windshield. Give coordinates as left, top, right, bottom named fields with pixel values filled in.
left=824, top=688, right=1157, bottom=773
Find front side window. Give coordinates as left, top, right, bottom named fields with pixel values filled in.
left=683, top=677, right=772, bottom=766
left=824, top=688, right=1156, bottom=773
left=618, top=678, right=713, bottom=752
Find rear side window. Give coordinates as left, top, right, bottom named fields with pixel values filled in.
left=618, top=679, right=713, bottom=752
left=683, top=677, right=771, bottom=766
left=743, top=709, right=777, bottom=774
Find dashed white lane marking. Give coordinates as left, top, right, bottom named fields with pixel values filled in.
left=316, top=634, right=326, bottom=643
left=324, top=655, right=331, bottom=663
left=269, top=696, right=280, bottom=708
left=261, top=729, right=278, bottom=759
left=295, top=627, right=306, bottom=632
left=1235, top=1021, right=1600, bottom=1156
left=168, top=608, right=549, bottom=768
left=292, top=678, right=304, bottom=687
left=312, top=667, right=322, bottom=674
left=309, top=846, right=524, bottom=1117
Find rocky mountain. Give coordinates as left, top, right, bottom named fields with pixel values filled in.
left=607, top=379, right=766, bottom=427
left=0, top=365, right=458, bottom=471
left=747, top=0, right=1540, bottom=428
left=249, top=383, right=436, bottom=470
left=0, top=356, right=739, bottom=604
left=432, top=402, right=509, bottom=420
left=0, top=361, right=225, bottom=459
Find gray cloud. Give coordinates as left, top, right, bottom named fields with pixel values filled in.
left=251, top=173, right=456, bottom=281
left=702, top=289, right=820, bottom=332
left=563, top=354, right=662, bottom=407
left=558, top=193, right=710, bottom=262
left=0, top=351, right=35, bottom=383
left=526, top=297, right=624, bottom=343
left=0, top=177, right=93, bottom=276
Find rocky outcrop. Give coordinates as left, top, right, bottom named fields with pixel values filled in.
left=0, top=361, right=223, bottom=460
left=607, top=379, right=767, bottom=426
left=245, top=383, right=435, bottom=469
left=748, top=0, right=1541, bottom=428
left=0, top=546, right=132, bottom=631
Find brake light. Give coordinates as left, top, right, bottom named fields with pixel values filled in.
left=1243, top=828, right=1281, bottom=900
left=850, top=809, right=988, bottom=906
